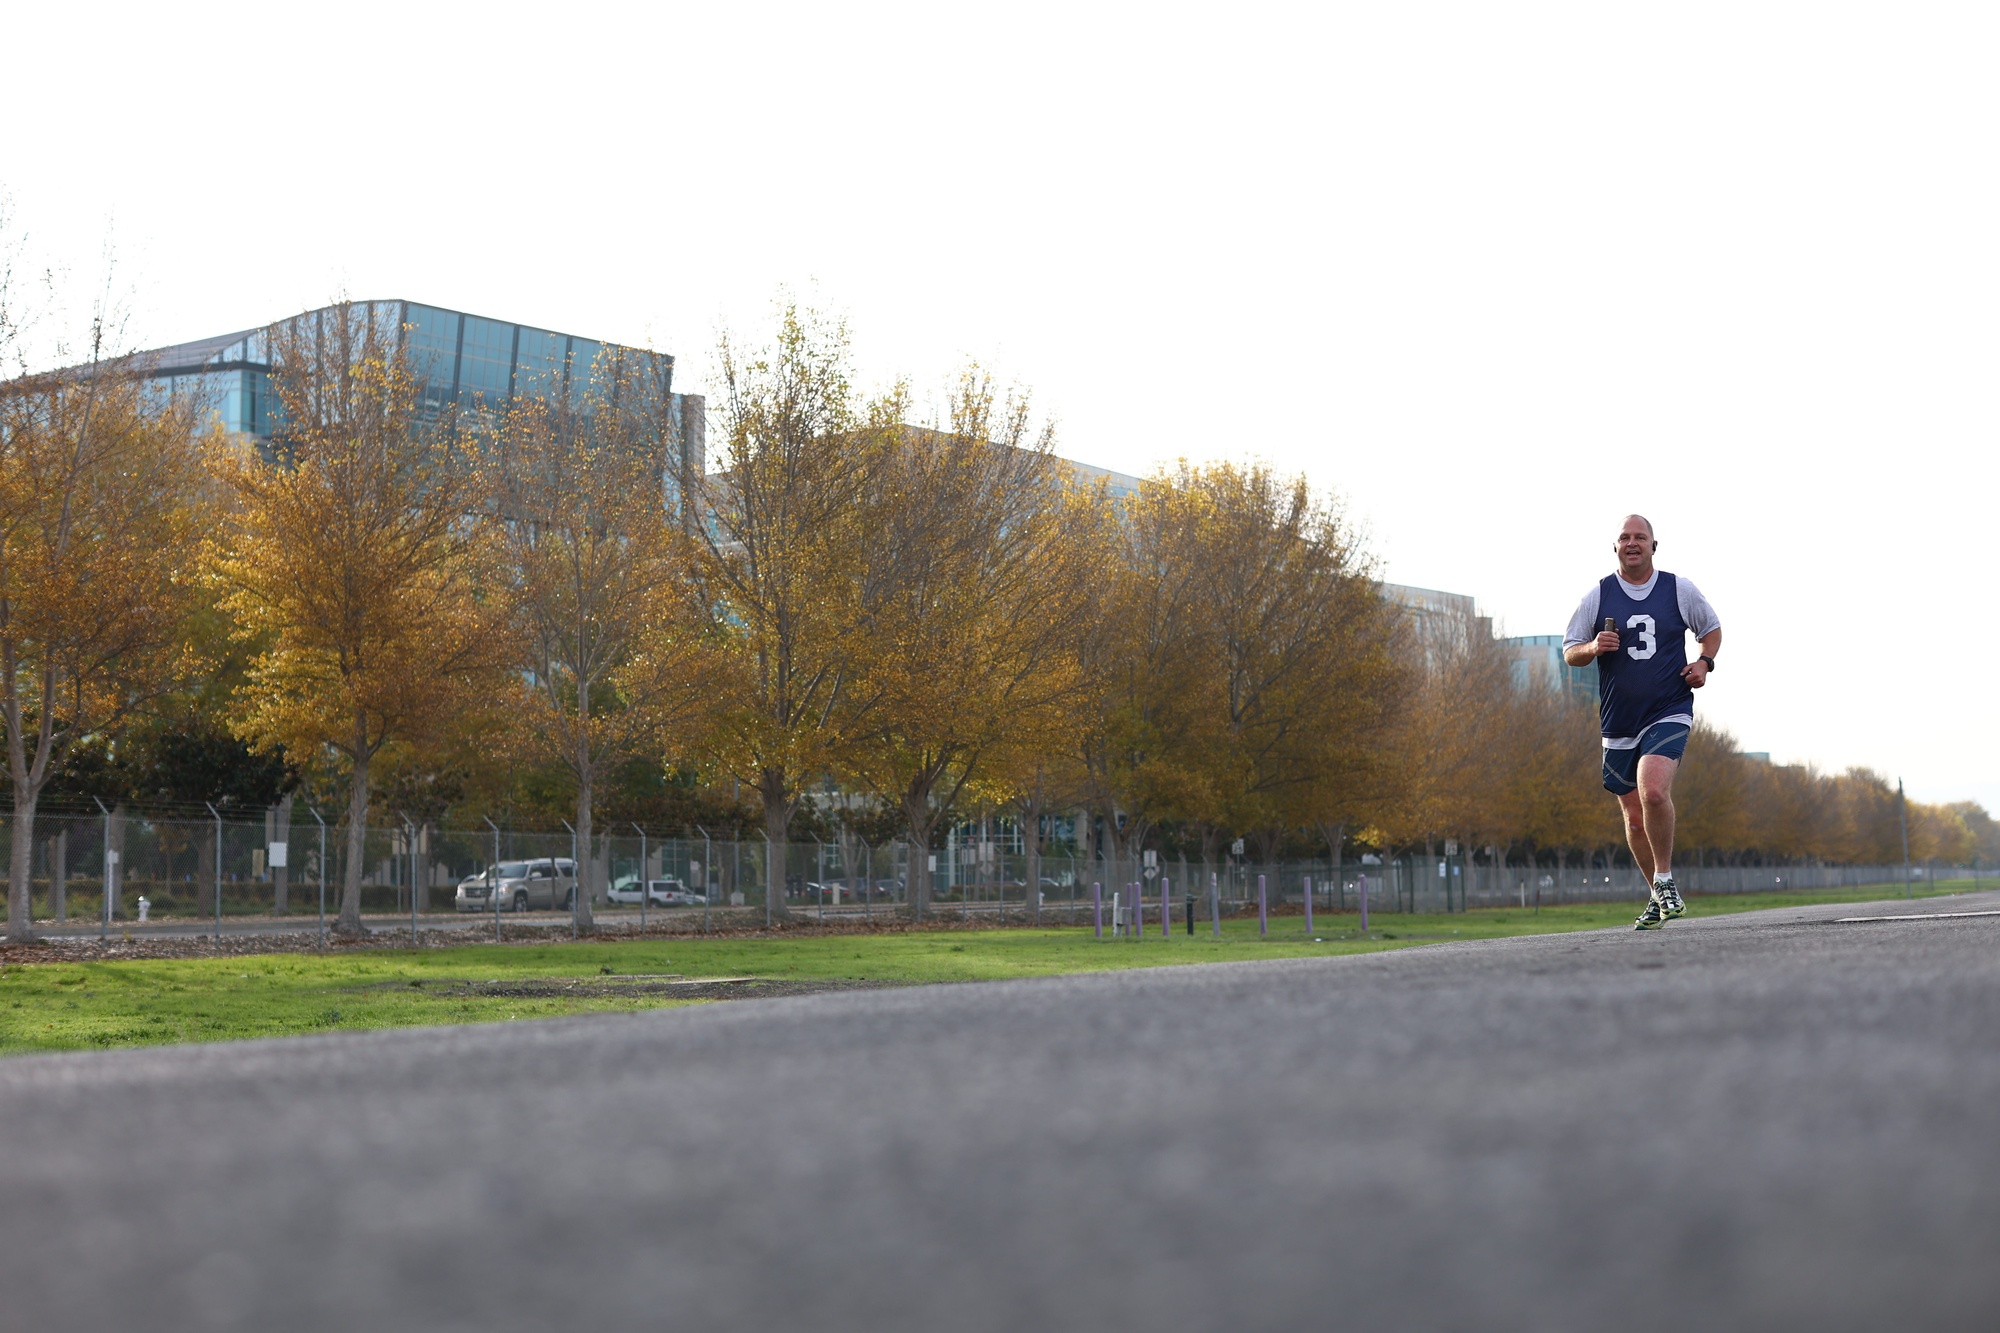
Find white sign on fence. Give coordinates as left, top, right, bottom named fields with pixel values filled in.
left=268, top=842, right=288, bottom=868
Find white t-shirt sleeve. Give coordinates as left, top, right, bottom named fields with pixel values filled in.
left=1562, top=587, right=1603, bottom=649
left=1677, top=577, right=1721, bottom=638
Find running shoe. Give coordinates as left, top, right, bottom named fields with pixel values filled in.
left=1657, top=878, right=1685, bottom=920
left=1634, top=891, right=1666, bottom=930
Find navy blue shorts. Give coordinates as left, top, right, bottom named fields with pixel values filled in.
left=1601, top=722, right=1690, bottom=795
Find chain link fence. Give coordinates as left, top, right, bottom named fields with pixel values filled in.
left=1, top=808, right=1981, bottom=933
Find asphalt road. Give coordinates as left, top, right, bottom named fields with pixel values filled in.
left=4, top=892, right=1998, bottom=1332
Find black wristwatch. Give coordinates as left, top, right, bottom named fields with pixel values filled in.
left=1698, top=654, right=1716, bottom=672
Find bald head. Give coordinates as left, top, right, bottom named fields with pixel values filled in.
left=1615, top=514, right=1658, bottom=580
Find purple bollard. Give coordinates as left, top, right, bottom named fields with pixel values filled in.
left=1133, top=882, right=1143, bottom=940
left=1304, top=874, right=1314, bottom=935
left=1162, top=876, right=1171, bottom=940
left=1093, top=881, right=1103, bottom=940
left=1258, top=874, right=1268, bottom=937
left=1210, top=871, right=1220, bottom=938
left=1359, top=872, right=1370, bottom=933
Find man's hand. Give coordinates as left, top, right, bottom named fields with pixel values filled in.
left=1682, top=659, right=1709, bottom=688
left=1594, top=630, right=1620, bottom=656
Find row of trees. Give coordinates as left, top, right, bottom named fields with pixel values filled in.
left=3, top=294, right=1991, bottom=940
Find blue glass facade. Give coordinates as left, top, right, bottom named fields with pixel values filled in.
left=137, top=300, right=702, bottom=472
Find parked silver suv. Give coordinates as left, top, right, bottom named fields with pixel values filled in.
left=455, top=858, right=578, bottom=913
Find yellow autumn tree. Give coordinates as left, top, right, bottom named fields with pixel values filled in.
left=208, top=303, right=505, bottom=935
left=841, top=369, right=1107, bottom=915
left=678, top=302, right=897, bottom=918
left=0, top=329, right=210, bottom=941
left=482, top=352, right=713, bottom=928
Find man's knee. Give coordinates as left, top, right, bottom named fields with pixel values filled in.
left=1638, top=782, right=1673, bottom=811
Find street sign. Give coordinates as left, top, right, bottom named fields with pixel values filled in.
left=268, top=842, right=288, bottom=868
left=1143, top=866, right=1159, bottom=881
left=1444, top=840, right=1458, bottom=856
left=1231, top=839, right=1245, bottom=857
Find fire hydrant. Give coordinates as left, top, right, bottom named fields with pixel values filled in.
left=137, top=896, right=151, bottom=922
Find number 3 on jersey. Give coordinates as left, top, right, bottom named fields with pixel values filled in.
left=1624, top=614, right=1657, bottom=660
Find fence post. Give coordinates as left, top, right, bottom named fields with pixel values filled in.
left=1257, top=874, right=1267, bottom=937
left=1210, top=871, right=1221, bottom=939
left=1359, top=872, right=1369, bottom=933
left=634, top=824, right=648, bottom=933
left=1093, top=881, right=1102, bottom=940
left=314, top=807, right=328, bottom=950
left=401, top=815, right=419, bottom=944
left=206, top=802, right=223, bottom=941
left=1303, top=875, right=1313, bottom=935
left=1161, top=876, right=1171, bottom=940
left=485, top=815, right=501, bottom=943
left=95, top=798, right=112, bottom=944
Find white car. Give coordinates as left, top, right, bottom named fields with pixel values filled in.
left=455, top=858, right=578, bottom=913
left=606, top=877, right=696, bottom=907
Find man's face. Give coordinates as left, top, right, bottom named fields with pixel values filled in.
left=1616, top=519, right=1656, bottom=571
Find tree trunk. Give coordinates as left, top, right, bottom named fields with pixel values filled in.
left=8, top=797, right=39, bottom=942
left=339, top=736, right=371, bottom=935
left=196, top=822, right=218, bottom=918
left=1319, top=822, right=1345, bottom=912
left=904, top=811, right=937, bottom=918
left=1020, top=799, right=1044, bottom=922
left=760, top=768, right=792, bottom=921
left=574, top=775, right=595, bottom=931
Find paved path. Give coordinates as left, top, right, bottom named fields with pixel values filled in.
left=3, top=892, right=1998, bottom=1331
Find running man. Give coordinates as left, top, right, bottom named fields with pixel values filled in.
left=1562, top=515, right=1723, bottom=930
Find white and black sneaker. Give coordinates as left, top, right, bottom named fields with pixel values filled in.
left=1656, top=878, right=1685, bottom=921
left=1634, top=891, right=1666, bottom=930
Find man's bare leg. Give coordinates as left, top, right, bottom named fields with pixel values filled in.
left=1617, top=789, right=1655, bottom=881
left=1635, top=755, right=1679, bottom=879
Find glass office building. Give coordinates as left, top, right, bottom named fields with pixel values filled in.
left=137, top=299, right=703, bottom=472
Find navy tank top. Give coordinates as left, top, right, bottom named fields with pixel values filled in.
left=1595, top=571, right=1693, bottom=739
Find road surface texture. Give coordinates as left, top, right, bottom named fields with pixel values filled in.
left=3, top=891, right=1998, bottom=1331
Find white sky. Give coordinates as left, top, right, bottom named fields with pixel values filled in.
left=5, top=2, right=1995, bottom=811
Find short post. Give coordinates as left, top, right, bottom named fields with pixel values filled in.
left=1359, top=872, right=1370, bottom=933
left=1303, top=874, right=1313, bottom=935
left=1185, top=893, right=1194, bottom=935
left=1093, top=881, right=1103, bottom=940
left=1161, top=876, right=1171, bottom=940
left=1209, top=871, right=1220, bottom=938
left=1257, top=873, right=1268, bottom=937
left=1132, top=884, right=1142, bottom=941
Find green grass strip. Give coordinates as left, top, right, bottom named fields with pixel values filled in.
left=0, top=879, right=1982, bottom=1055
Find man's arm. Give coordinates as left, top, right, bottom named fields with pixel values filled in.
left=1564, top=628, right=1619, bottom=667
left=1561, top=588, right=1606, bottom=665
left=1681, top=628, right=1722, bottom=687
